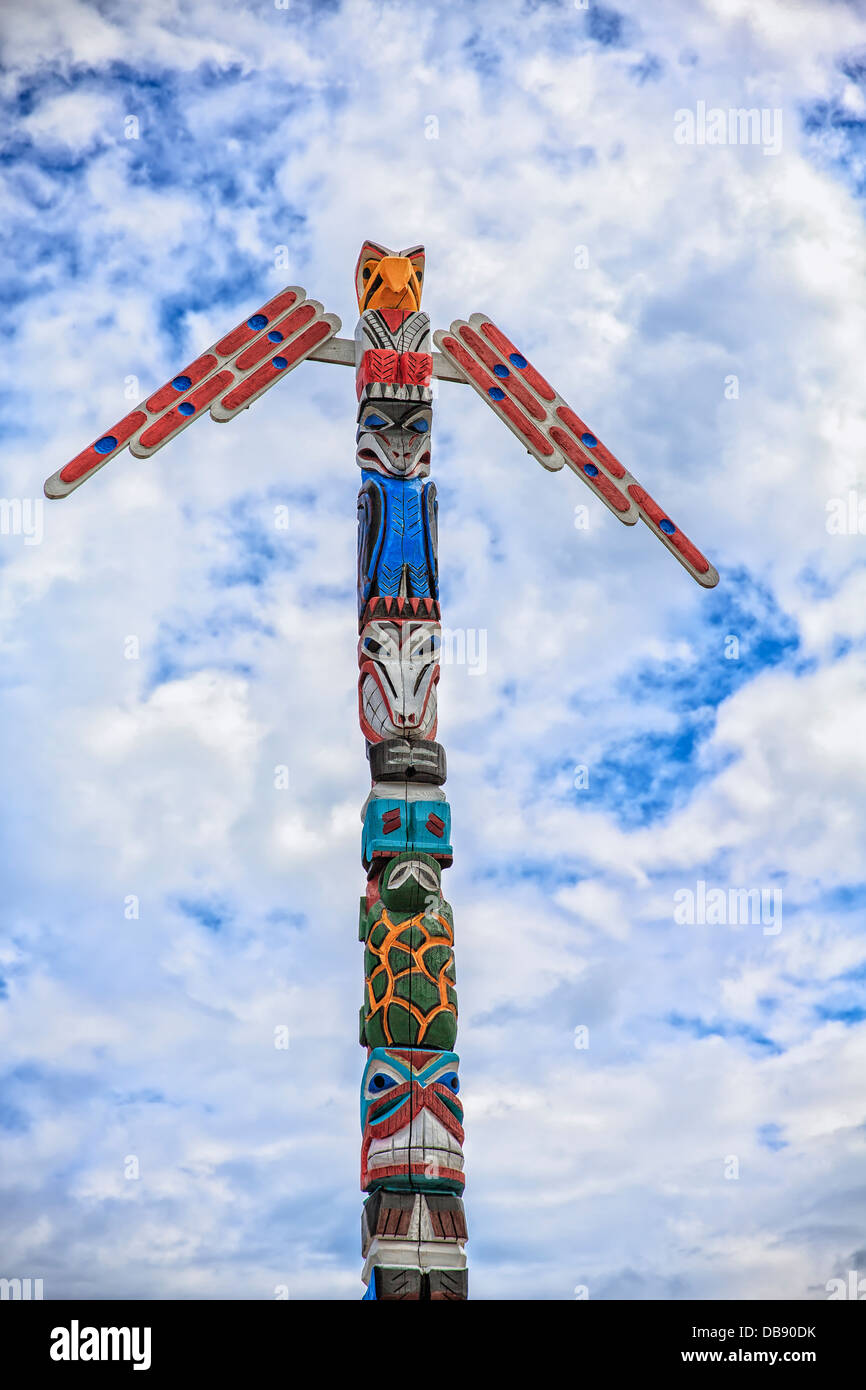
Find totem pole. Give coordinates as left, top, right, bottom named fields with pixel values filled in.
left=353, top=243, right=468, bottom=1300
left=43, top=239, right=718, bottom=1303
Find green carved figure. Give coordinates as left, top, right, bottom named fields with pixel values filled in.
left=359, top=852, right=457, bottom=1049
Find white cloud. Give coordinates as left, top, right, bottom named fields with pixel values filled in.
left=0, top=0, right=864, bottom=1302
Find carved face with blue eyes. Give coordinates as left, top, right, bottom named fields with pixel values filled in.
left=360, top=1048, right=464, bottom=1193
left=356, top=401, right=432, bottom=478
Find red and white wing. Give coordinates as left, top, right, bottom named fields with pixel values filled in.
left=44, top=288, right=341, bottom=499
left=433, top=314, right=718, bottom=588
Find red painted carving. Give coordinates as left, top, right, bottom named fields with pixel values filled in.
left=137, top=371, right=234, bottom=449
left=555, top=406, right=626, bottom=479
left=214, top=287, right=299, bottom=356
left=627, top=484, right=711, bottom=574
left=479, top=320, right=556, bottom=400
left=59, top=410, right=147, bottom=483
left=440, top=337, right=555, bottom=456
left=146, top=354, right=218, bottom=413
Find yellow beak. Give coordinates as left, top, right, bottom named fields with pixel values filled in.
left=378, top=256, right=412, bottom=292
left=363, top=256, right=420, bottom=311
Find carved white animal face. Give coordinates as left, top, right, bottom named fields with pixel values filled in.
left=358, top=619, right=440, bottom=742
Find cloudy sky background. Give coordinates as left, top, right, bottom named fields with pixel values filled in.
left=1, top=0, right=865, bottom=1300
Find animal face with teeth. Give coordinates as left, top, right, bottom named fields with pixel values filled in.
left=356, top=401, right=432, bottom=478
left=360, top=1048, right=464, bottom=1193
left=358, top=619, right=440, bottom=742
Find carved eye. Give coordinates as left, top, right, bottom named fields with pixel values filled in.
left=416, top=271, right=423, bottom=281
left=439, top=1071, right=459, bottom=1093
left=362, top=266, right=372, bottom=281
left=364, top=414, right=387, bottom=429
left=363, top=638, right=381, bottom=655
left=369, top=1073, right=397, bottom=1093
left=410, top=419, right=428, bottom=433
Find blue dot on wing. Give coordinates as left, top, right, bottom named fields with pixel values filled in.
left=492, top=364, right=510, bottom=378
left=581, top=433, right=597, bottom=448
left=248, top=314, right=267, bottom=330
left=172, top=375, right=191, bottom=391
left=178, top=402, right=195, bottom=415
left=267, top=330, right=283, bottom=342
left=584, top=462, right=599, bottom=476
left=509, top=353, right=527, bottom=368
left=488, top=386, right=505, bottom=400
left=659, top=518, right=676, bottom=534
left=94, top=435, right=117, bottom=454
left=273, top=356, right=288, bottom=370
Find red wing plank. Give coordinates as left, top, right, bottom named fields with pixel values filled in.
left=435, top=314, right=719, bottom=587
left=45, top=285, right=307, bottom=495
left=554, top=406, right=626, bottom=479
left=213, top=287, right=302, bottom=357
left=472, top=315, right=719, bottom=584
left=457, top=326, right=546, bottom=421
left=478, top=320, right=556, bottom=400
left=131, top=371, right=235, bottom=455
left=550, top=427, right=630, bottom=513
left=232, top=302, right=318, bottom=372
left=434, top=334, right=560, bottom=469
left=44, top=286, right=341, bottom=498
left=145, top=352, right=219, bottom=413
left=53, top=409, right=147, bottom=487
left=210, top=315, right=340, bottom=421
left=627, top=484, right=719, bottom=588
left=433, top=320, right=639, bottom=524
left=131, top=304, right=336, bottom=452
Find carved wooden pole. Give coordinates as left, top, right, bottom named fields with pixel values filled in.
left=353, top=243, right=468, bottom=1301
left=43, top=236, right=718, bottom=1305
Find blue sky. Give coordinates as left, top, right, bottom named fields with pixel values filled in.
left=1, top=0, right=865, bottom=1300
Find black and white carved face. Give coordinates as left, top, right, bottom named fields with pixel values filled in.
left=356, top=401, right=432, bottom=478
